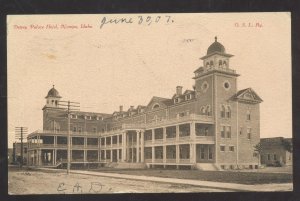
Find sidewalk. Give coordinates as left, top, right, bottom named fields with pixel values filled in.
left=36, top=168, right=293, bottom=192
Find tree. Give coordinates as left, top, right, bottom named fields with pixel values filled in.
left=253, top=142, right=262, bottom=166
left=282, top=139, right=292, bottom=153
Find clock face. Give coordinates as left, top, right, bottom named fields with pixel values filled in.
left=201, top=81, right=209, bottom=92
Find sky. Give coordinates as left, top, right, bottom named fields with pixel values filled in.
left=7, top=13, right=292, bottom=148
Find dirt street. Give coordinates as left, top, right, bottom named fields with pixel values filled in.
left=8, top=170, right=231, bottom=194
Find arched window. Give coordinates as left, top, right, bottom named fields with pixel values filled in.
left=221, top=105, right=226, bottom=118
left=219, top=60, right=222, bottom=67
left=226, top=106, right=231, bottom=118
left=210, top=60, right=213, bottom=67
left=206, top=62, right=209, bottom=67
left=51, top=100, right=54, bottom=105
left=247, top=110, right=251, bottom=120
left=152, top=104, right=160, bottom=109
left=223, top=60, right=227, bottom=67
left=206, top=105, right=211, bottom=116
left=200, top=106, right=206, bottom=115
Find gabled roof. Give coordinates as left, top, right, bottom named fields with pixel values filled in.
left=146, top=96, right=172, bottom=108
left=231, top=88, right=263, bottom=104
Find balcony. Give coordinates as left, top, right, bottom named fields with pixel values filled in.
left=119, top=114, right=214, bottom=131
left=195, top=66, right=237, bottom=77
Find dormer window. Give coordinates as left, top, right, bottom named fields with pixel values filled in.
left=174, top=98, right=180, bottom=103
left=185, top=94, right=191, bottom=100
left=71, top=114, right=77, bottom=119
left=86, top=116, right=92, bottom=120
left=96, top=116, right=103, bottom=120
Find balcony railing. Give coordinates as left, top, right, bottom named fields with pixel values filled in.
left=196, top=66, right=236, bottom=76
left=29, top=114, right=214, bottom=139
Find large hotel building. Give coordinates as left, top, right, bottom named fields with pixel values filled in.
left=27, top=37, right=263, bottom=170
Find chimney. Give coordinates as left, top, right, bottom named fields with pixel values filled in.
left=119, top=105, right=123, bottom=112
left=176, top=86, right=183, bottom=95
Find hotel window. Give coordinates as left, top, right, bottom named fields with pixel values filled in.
left=274, top=154, right=277, bottom=160
left=86, top=116, right=92, bottom=120
left=206, top=105, right=211, bottom=116
left=208, top=147, right=213, bottom=159
left=239, top=127, right=243, bottom=135
left=221, top=105, right=226, bottom=118
left=71, top=114, right=77, bottom=119
left=73, top=126, right=77, bottom=132
left=179, top=112, right=185, bottom=117
left=247, top=128, right=251, bottom=139
left=247, top=110, right=251, bottom=120
left=267, top=154, right=271, bottom=161
left=186, top=94, right=191, bottom=100
left=220, top=126, right=225, bottom=138
left=226, top=126, right=231, bottom=138
left=78, top=127, right=82, bottom=133
left=229, top=146, right=235, bottom=152
left=93, top=127, right=97, bottom=133
left=226, top=106, right=231, bottom=118
left=204, top=127, right=209, bottom=136
left=200, top=106, right=206, bottom=115
left=220, top=145, right=225, bottom=152
left=200, top=147, right=205, bottom=159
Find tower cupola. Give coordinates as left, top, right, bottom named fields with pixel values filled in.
left=45, top=85, right=62, bottom=108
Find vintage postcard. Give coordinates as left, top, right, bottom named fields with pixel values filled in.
left=7, top=13, right=292, bottom=194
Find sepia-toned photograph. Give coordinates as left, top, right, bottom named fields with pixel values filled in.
left=7, top=13, right=292, bottom=194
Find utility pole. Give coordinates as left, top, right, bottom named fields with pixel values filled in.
left=58, top=100, right=80, bottom=174
left=15, top=127, right=28, bottom=168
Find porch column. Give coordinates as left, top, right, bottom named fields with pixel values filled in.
left=117, top=134, right=119, bottom=147
left=111, top=136, right=113, bottom=148
left=117, top=148, right=119, bottom=162
left=136, top=130, right=140, bottom=163
left=122, top=132, right=126, bottom=162
left=84, top=150, right=87, bottom=162
left=163, top=146, right=166, bottom=164
left=163, top=127, right=166, bottom=143
left=110, top=149, right=113, bottom=162
left=54, top=136, right=57, bottom=147
left=39, top=149, right=42, bottom=166
left=152, top=146, right=155, bottom=163
left=152, top=129, right=155, bottom=143
left=190, top=122, right=195, bottom=140
left=52, top=150, right=55, bottom=165
left=141, top=130, right=145, bottom=162
left=190, top=144, right=196, bottom=164
left=98, top=150, right=100, bottom=162
left=176, top=125, right=179, bottom=141
left=55, top=149, right=57, bottom=165
left=176, top=145, right=179, bottom=164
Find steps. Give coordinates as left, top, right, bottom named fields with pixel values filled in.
left=195, top=163, right=220, bottom=171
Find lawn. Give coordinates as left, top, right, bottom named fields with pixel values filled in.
left=91, top=169, right=293, bottom=185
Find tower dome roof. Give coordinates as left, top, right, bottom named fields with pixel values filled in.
left=206, top=36, right=225, bottom=55
left=45, top=85, right=61, bottom=98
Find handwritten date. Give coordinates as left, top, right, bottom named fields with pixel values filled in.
left=100, top=15, right=174, bottom=29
